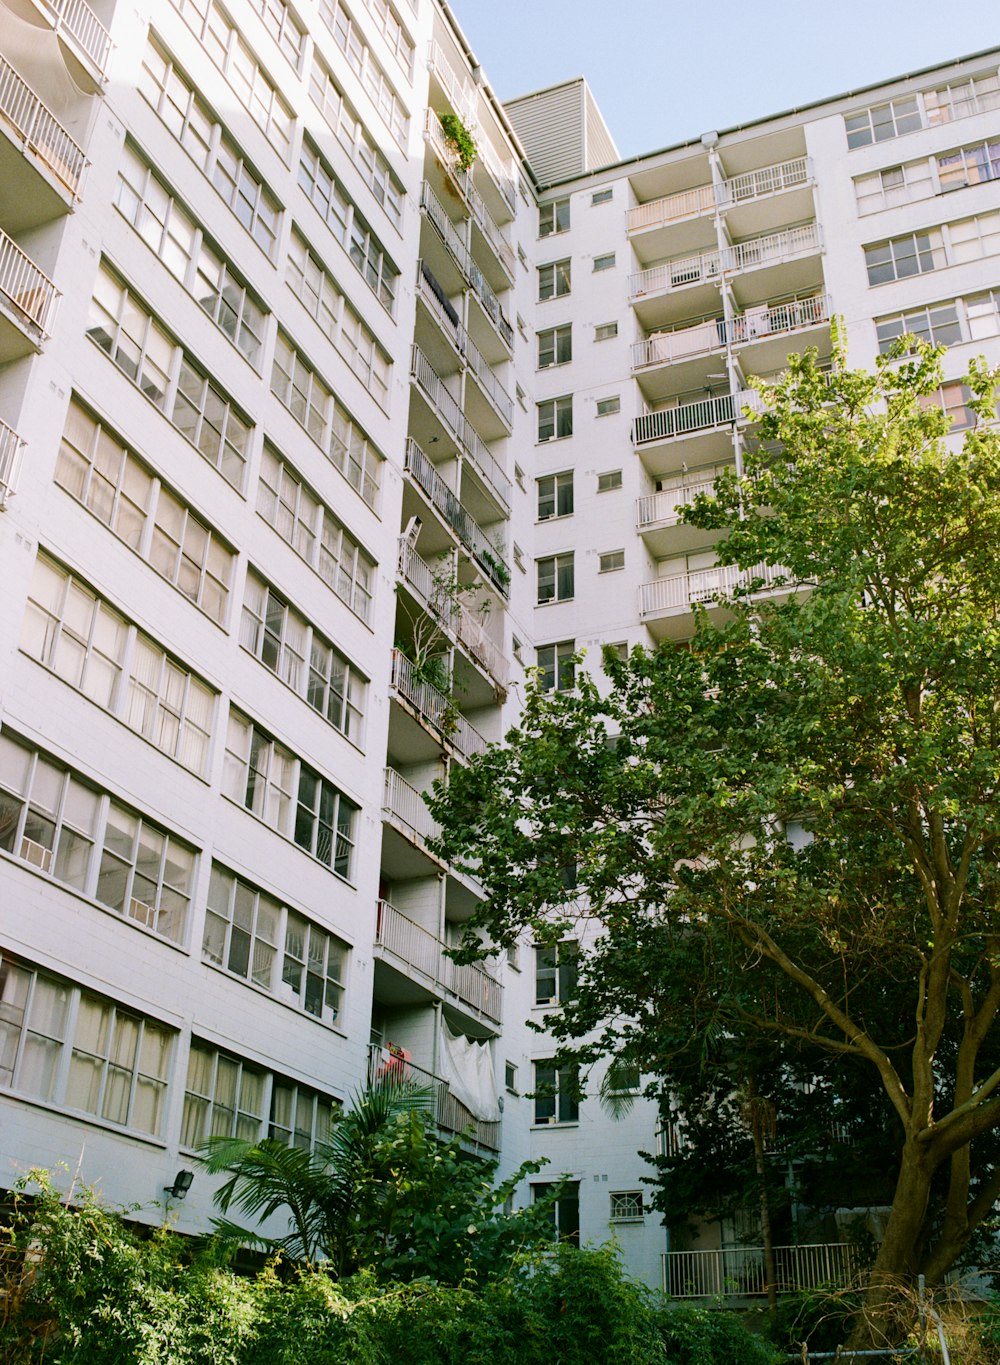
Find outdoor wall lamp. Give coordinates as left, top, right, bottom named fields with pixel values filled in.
left=164, top=1169, right=194, bottom=1200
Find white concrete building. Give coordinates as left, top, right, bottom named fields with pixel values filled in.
left=0, top=0, right=997, bottom=1297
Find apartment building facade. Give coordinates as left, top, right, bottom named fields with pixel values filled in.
left=0, top=0, right=997, bottom=1296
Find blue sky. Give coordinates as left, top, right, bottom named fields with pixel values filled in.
left=448, top=1, right=998, bottom=159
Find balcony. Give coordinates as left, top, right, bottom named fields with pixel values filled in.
left=40, top=0, right=113, bottom=83
left=391, top=649, right=488, bottom=762
left=410, top=345, right=511, bottom=514
left=416, top=264, right=513, bottom=433
left=629, top=157, right=812, bottom=235
left=633, top=392, right=753, bottom=446
left=0, top=227, right=58, bottom=359
left=629, top=223, right=823, bottom=308
left=427, top=40, right=478, bottom=130
left=368, top=1042, right=500, bottom=1151
left=405, top=439, right=510, bottom=597
left=639, top=561, right=792, bottom=638
left=636, top=476, right=725, bottom=556
left=663, top=1243, right=857, bottom=1300
left=398, top=538, right=509, bottom=691
left=0, top=55, right=87, bottom=201
left=0, top=417, right=24, bottom=506
left=420, top=180, right=513, bottom=352
left=383, top=766, right=440, bottom=849
left=375, top=899, right=502, bottom=1023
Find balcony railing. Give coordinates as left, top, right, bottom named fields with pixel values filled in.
left=637, top=477, right=721, bottom=530
left=468, top=183, right=516, bottom=279
left=42, top=0, right=112, bottom=77
left=0, top=56, right=86, bottom=197
left=663, top=1243, right=857, bottom=1299
left=420, top=179, right=513, bottom=351
left=427, top=40, right=478, bottom=129
left=633, top=392, right=745, bottom=444
left=375, top=899, right=502, bottom=1022
left=410, top=345, right=511, bottom=512
left=391, top=650, right=488, bottom=761
left=0, top=418, right=24, bottom=506
left=384, top=766, right=440, bottom=846
left=632, top=295, right=831, bottom=370
left=405, top=440, right=510, bottom=596
left=628, top=157, right=812, bottom=235
left=368, top=1042, right=500, bottom=1149
left=417, top=263, right=513, bottom=429
left=628, top=223, right=822, bottom=300
left=0, top=228, right=59, bottom=341
left=639, top=561, right=791, bottom=617
left=398, top=539, right=510, bottom=690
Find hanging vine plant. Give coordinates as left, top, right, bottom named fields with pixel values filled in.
left=439, top=112, right=478, bottom=172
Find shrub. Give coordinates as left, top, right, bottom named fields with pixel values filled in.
left=655, top=1303, right=781, bottom=1365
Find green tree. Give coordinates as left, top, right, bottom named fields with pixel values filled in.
left=429, top=338, right=1000, bottom=1350
left=200, top=1079, right=551, bottom=1283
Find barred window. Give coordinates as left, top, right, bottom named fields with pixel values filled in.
left=609, top=1191, right=644, bottom=1222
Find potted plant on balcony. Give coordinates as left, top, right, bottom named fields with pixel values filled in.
left=439, top=112, right=477, bottom=172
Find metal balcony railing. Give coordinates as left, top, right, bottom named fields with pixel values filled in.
left=639, top=561, right=791, bottom=616
left=632, top=295, right=831, bottom=370
left=410, top=345, right=512, bottom=512
left=0, top=228, right=59, bottom=341
left=367, top=1042, right=501, bottom=1149
left=468, top=183, right=516, bottom=279
left=416, top=265, right=513, bottom=429
left=633, top=393, right=743, bottom=444
left=0, top=418, right=24, bottom=506
left=637, top=477, right=721, bottom=529
left=404, top=440, right=510, bottom=596
left=627, top=156, right=812, bottom=234
left=391, top=650, right=488, bottom=761
left=419, top=179, right=513, bottom=350
left=398, top=539, right=510, bottom=690
left=628, top=223, right=822, bottom=300
left=383, top=766, right=440, bottom=845
left=41, top=0, right=113, bottom=77
left=663, top=1243, right=857, bottom=1299
left=0, top=56, right=87, bottom=197
left=375, top=899, right=502, bottom=1021
left=427, top=40, right=479, bottom=129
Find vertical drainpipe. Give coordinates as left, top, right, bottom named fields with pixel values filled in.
left=702, top=132, right=744, bottom=484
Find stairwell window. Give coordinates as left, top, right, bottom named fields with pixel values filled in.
left=539, top=197, right=569, bottom=236
left=593, top=252, right=615, bottom=271
left=536, top=641, right=575, bottom=692
left=599, top=549, right=625, bottom=573
left=596, top=395, right=620, bottom=416
left=538, top=259, right=571, bottom=300
left=537, top=471, right=574, bottom=520
left=533, top=1062, right=579, bottom=1125
left=538, top=396, right=573, bottom=442
left=538, top=324, right=572, bottom=368
left=537, top=554, right=574, bottom=605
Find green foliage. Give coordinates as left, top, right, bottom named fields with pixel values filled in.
left=655, top=1305, right=780, bottom=1365
left=763, top=1286, right=862, bottom=1355
left=438, top=112, right=477, bottom=170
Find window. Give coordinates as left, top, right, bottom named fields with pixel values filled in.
left=537, top=554, right=574, bottom=605
left=597, top=469, right=622, bottom=492
left=516, top=383, right=527, bottom=410
left=87, top=267, right=173, bottom=408
left=538, top=324, right=572, bottom=368
left=854, top=160, right=933, bottom=215
left=537, top=471, right=574, bottom=520
left=505, top=1061, right=518, bottom=1093
left=595, top=321, right=618, bottom=341
left=96, top=800, right=196, bottom=938
left=269, top=1080, right=338, bottom=1149
left=0, top=955, right=171, bottom=1134
left=539, top=197, right=569, bottom=236
left=172, top=355, right=251, bottom=490
left=922, top=381, right=976, bottom=430
left=536, top=640, right=575, bottom=693
left=844, top=95, right=921, bottom=148
left=937, top=138, right=1000, bottom=192
left=535, top=941, right=579, bottom=1003
left=514, top=463, right=526, bottom=491
left=538, top=259, right=571, bottom=300
left=115, top=143, right=196, bottom=288
left=967, top=289, right=1000, bottom=341
left=538, top=396, right=573, bottom=442
left=592, top=187, right=613, bottom=205
left=182, top=1042, right=266, bottom=1145
left=346, top=0, right=414, bottom=80
left=533, top=1181, right=580, bottom=1244
left=875, top=302, right=962, bottom=354
left=864, top=231, right=942, bottom=285
left=506, top=942, right=520, bottom=969
left=282, top=911, right=347, bottom=1023
left=250, top=0, right=306, bottom=68
left=295, top=769, right=358, bottom=878
left=308, top=48, right=407, bottom=205
left=610, top=1191, right=644, bottom=1222
left=513, top=544, right=525, bottom=572
left=516, top=313, right=527, bottom=339
left=593, top=252, right=615, bottom=272
left=599, top=549, right=625, bottom=573
left=949, top=211, right=1000, bottom=264
left=925, top=72, right=1000, bottom=126
left=193, top=238, right=267, bottom=365
left=314, top=0, right=409, bottom=148
left=596, top=395, right=620, bottom=416
left=533, top=1062, right=579, bottom=1125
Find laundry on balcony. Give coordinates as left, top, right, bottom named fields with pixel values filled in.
left=439, top=1022, right=500, bottom=1122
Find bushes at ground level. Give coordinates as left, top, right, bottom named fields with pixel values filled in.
left=0, top=1176, right=778, bottom=1365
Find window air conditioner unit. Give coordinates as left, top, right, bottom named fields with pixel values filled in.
left=20, top=837, right=53, bottom=872
left=128, top=897, right=156, bottom=928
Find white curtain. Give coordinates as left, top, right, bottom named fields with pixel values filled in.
left=438, top=1023, right=500, bottom=1122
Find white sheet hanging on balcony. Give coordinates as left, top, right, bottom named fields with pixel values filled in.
left=438, top=1023, right=500, bottom=1122
left=1, top=0, right=95, bottom=108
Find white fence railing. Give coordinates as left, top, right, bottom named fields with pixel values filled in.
left=391, top=650, right=488, bottom=761
left=375, top=899, right=502, bottom=1021
left=628, top=156, right=811, bottom=234
left=632, top=295, right=831, bottom=370
left=404, top=440, right=509, bottom=595
left=398, top=539, right=509, bottom=689
left=42, top=0, right=112, bottom=76
left=628, top=223, right=822, bottom=300
left=0, top=56, right=86, bottom=197
left=632, top=392, right=761, bottom=444
left=637, top=477, right=721, bottom=529
left=419, top=177, right=513, bottom=350
left=0, top=228, right=59, bottom=339
left=410, top=342, right=511, bottom=512
left=368, top=1042, right=501, bottom=1149
left=663, top=1242, right=857, bottom=1299
left=383, top=767, right=441, bottom=845
left=0, top=417, right=24, bottom=506
left=639, top=561, right=791, bottom=617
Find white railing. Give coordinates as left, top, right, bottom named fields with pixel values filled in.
left=367, top=1043, right=501, bottom=1149
left=474, top=132, right=518, bottom=215
left=637, top=477, right=721, bottom=529
left=628, top=157, right=812, bottom=234
left=639, top=562, right=791, bottom=617
left=398, top=539, right=510, bottom=690
left=0, top=417, right=24, bottom=506
left=42, top=0, right=112, bottom=76
left=632, top=295, right=831, bottom=370
left=633, top=393, right=743, bottom=444
left=468, top=183, right=516, bottom=279
left=628, top=223, right=822, bottom=299
left=391, top=650, right=488, bottom=761
left=0, top=57, right=86, bottom=197
left=419, top=178, right=513, bottom=350
left=0, top=228, right=59, bottom=339
left=383, top=767, right=441, bottom=845
left=417, top=264, right=513, bottom=426
left=465, top=335, right=513, bottom=426
left=404, top=441, right=509, bottom=596
left=410, top=345, right=511, bottom=512
left=427, top=40, right=479, bottom=129
left=663, top=1243, right=857, bottom=1299
left=375, top=900, right=502, bottom=1021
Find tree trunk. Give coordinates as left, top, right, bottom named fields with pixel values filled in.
left=749, top=1103, right=778, bottom=1316
left=846, top=1140, right=935, bottom=1353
